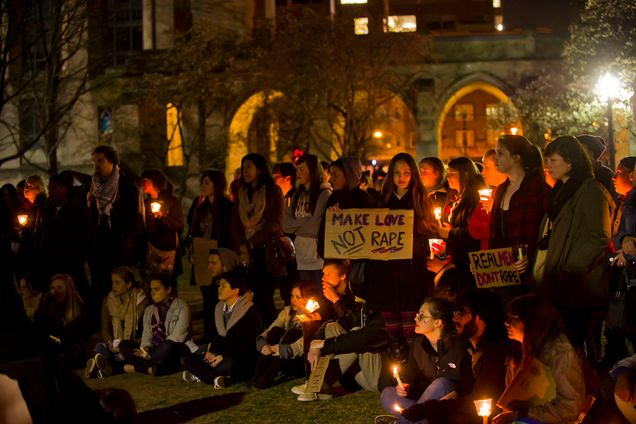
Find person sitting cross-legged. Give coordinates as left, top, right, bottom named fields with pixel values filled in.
left=180, top=269, right=261, bottom=388
left=119, top=276, right=190, bottom=376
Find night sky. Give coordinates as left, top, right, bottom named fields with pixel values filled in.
left=504, top=0, right=586, bottom=34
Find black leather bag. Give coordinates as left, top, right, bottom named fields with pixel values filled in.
left=265, top=235, right=296, bottom=278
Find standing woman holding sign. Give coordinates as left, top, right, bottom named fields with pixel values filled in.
left=489, top=135, right=550, bottom=304
left=231, top=153, right=284, bottom=327
left=366, top=153, right=438, bottom=361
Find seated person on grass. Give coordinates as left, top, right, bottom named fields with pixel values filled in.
left=180, top=268, right=261, bottom=388
left=250, top=280, right=321, bottom=389
left=297, top=260, right=389, bottom=401
left=119, top=276, right=190, bottom=376
left=85, top=266, right=148, bottom=379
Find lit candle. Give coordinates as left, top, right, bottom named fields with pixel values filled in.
left=17, top=214, right=28, bottom=226
left=434, top=207, right=442, bottom=226
left=428, top=238, right=443, bottom=260
left=392, top=365, right=405, bottom=390
left=305, top=299, right=319, bottom=313
left=150, top=201, right=162, bottom=214
left=393, top=403, right=403, bottom=413
left=478, top=188, right=493, bottom=201
left=473, top=398, right=492, bottom=424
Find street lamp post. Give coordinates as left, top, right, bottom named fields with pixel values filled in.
left=596, top=73, right=620, bottom=170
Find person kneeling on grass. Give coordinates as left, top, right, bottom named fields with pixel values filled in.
left=181, top=268, right=261, bottom=388
left=119, top=276, right=190, bottom=376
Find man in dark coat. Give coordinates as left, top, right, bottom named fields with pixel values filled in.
left=85, top=146, right=145, bottom=304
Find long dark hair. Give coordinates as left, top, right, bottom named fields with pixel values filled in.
left=292, top=154, right=323, bottom=215
left=544, top=136, right=593, bottom=181
left=507, top=294, right=568, bottom=364
left=498, top=135, right=545, bottom=180
left=423, top=297, right=456, bottom=348
left=448, top=156, right=484, bottom=196
left=380, top=153, right=436, bottom=232
left=240, top=153, right=274, bottom=194
left=200, top=169, right=228, bottom=199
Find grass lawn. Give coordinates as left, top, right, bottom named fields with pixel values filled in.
left=86, top=372, right=386, bottom=424
left=85, top=266, right=386, bottom=423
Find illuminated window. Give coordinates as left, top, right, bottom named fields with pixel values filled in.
left=354, top=17, right=369, bottom=35
left=455, top=130, right=475, bottom=148
left=166, top=103, right=184, bottom=167
left=495, top=15, right=503, bottom=31
left=454, top=104, right=474, bottom=121
left=385, top=15, right=417, bottom=33
left=492, top=0, right=501, bottom=8
left=486, top=103, right=499, bottom=119
left=341, top=0, right=367, bottom=4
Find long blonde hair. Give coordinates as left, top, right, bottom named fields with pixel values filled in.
left=50, top=274, right=84, bottom=325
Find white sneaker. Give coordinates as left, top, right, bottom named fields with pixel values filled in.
left=182, top=371, right=201, bottom=383
left=84, top=358, right=96, bottom=379
left=94, top=353, right=112, bottom=378
left=296, top=392, right=333, bottom=401
left=213, top=375, right=231, bottom=389
left=291, top=382, right=308, bottom=395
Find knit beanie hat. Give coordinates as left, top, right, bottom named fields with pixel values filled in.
left=217, top=248, right=241, bottom=272
left=577, top=135, right=606, bottom=160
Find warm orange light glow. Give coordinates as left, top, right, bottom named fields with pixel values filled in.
left=305, top=299, right=319, bottom=313
left=17, top=214, right=28, bottom=226
left=373, top=130, right=383, bottom=138
left=392, top=365, right=404, bottom=389
left=510, top=127, right=519, bottom=135
left=478, top=189, right=493, bottom=200
left=474, top=398, right=492, bottom=417
left=150, top=202, right=162, bottom=214
left=393, top=403, right=403, bottom=413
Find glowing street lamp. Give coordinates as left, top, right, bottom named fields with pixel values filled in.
left=595, top=73, right=620, bottom=169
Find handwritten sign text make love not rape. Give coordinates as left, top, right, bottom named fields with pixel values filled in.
left=325, top=209, right=413, bottom=260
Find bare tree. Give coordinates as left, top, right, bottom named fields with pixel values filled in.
left=0, top=0, right=97, bottom=174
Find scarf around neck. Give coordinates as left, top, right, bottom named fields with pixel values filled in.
left=214, top=296, right=254, bottom=337
left=151, top=296, right=175, bottom=346
left=547, top=174, right=589, bottom=221
left=107, top=288, right=146, bottom=341
left=238, top=184, right=267, bottom=239
left=88, top=165, right=121, bottom=225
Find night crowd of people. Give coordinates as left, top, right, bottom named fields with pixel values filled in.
left=1, top=135, right=636, bottom=424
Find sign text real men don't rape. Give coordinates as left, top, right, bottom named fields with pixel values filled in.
left=324, top=209, right=413, bottom=260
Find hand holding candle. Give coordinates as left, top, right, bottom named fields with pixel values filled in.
left=393, top=403, right=403, bottom=414
left=393, top=365, right=405, bottom=391
left=478, top=188, right=493, bottom=201
left=434, top=207, right=442, bottom=226
left=150, top=201, right=162, bottom=214
left=305, top=298, right=319, bottom=313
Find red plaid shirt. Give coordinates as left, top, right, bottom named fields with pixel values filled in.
left=488, top=173, right=550, bottom=260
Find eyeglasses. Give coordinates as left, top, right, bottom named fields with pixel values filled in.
left=453, top=310, right=472, bottom=318
left=416, top=312, right=434, bottom=322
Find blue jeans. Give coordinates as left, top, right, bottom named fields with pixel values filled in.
left=93, top=342, right=125, bottom=373
left=380, top=377, right=454, bottom=424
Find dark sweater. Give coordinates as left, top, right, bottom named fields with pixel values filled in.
left=404, top=334, right=474, bottom=400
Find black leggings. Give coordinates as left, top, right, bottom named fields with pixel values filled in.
left=119, top=340, right=183, bottom=376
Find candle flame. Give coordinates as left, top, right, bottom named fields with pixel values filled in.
left=474, top=398, right=492, bottom=417
left=434, top=207, right=442, bottom=220
left=17, top=214, right=28, bottom=226
left=392, top=365, right=398, bottom=375
left=393, top=403, right=403, bottom=413
left=305, top=299, right=319, bottom=313
left=150, top=202, right=162, bottom=213
left=478, top=189, right=493, bottom=198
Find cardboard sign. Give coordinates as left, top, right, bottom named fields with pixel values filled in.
left=469, top=248, right=521, bottom=288
left=193, top=237, right=218, bottom=286
left=324, top=209, right=413, bottom=260
left=305, top=356, right=330, bottom=393
left=497, top=356, right=557, bottom=410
